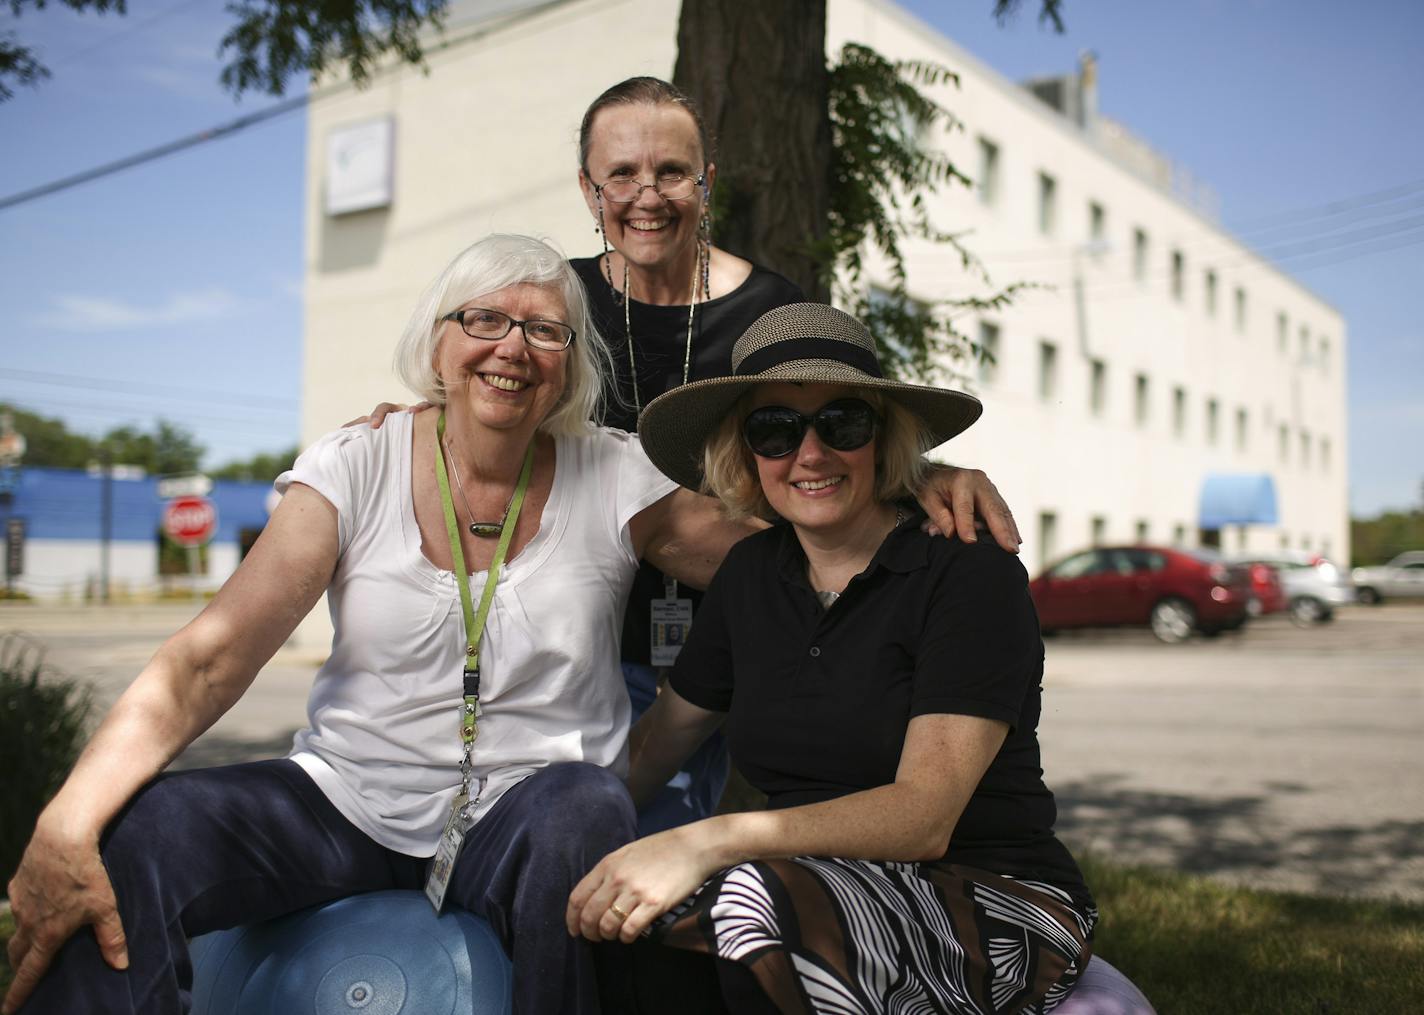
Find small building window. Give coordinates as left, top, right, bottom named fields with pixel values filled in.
left=1171, top=249, right=1185, bottom=301
left=1134, top=373, right=1150, bottom=428
left=1038, top=511, right=1059, bottom=574
left=1037, top=172, right=1057, bottom=235
left=1235, top=407, right=1249, bottom=452
left=1204, top=270, right=1218, bottom=316
left=1172, top=524, right=1186, bottom=546
left=1300, top=429, right=1311, bottom=467
left=1278, top=422, right=1290, bottom=463
left=1172, top=385, right=1187, bottom=438
left=1321, top=437, right=1332, bottom=471
left=1299, top=325, right=1311, bottom=363
left=1234, top=287, right=1247, bottom=333
left=1135, top=519, right=1150, bottom=543
left=1133, top=228, right=1149, bottom=281
left=1206, top=398, right=1220, bottom=445
left=977, top=137, right=1000, bottom=206
left=1319, top=336, right=1330, bottom=372
left=977, top=320, right=1000, bottom=384
left=1277, top=311, right=1288, bottom=353
left=1091, top=515, right=1107, bottom=546
left=1089, top=201, right=1105, bottom=246
left=1038, top=341, right=1059, bottom=403
left=1089, top=358, right=1107, bottom=416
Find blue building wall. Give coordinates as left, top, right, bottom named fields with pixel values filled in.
left=6, top=467, right=274, bottom=543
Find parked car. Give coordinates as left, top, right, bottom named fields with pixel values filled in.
left=1352, top=551, right=1424, bottom=604
left=1030, top=545, right=1252, bottom=644
left=1243, top=561, right=1287, bottom=617
left=1230, top=551, right=1355, bottom=625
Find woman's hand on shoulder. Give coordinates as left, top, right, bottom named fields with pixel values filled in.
left=566, top=824, right=720, bottom=944
left=3, top=820, right=126, bottom=1014
left=343, top=400, right=433, bottom=429
left=916, top=465, right=1021, bottom=553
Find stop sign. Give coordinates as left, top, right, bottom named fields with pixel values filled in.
left=163, top=495, right=218, bottom=547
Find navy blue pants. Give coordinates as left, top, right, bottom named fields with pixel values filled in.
left=623, top=662, right=729, bottom=836
left=19, top=759, right=635, bottom=1015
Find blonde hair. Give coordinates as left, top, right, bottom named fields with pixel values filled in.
left=701, top=387, right=933, bottom=520
left=392, top=234, right=612, bottom=436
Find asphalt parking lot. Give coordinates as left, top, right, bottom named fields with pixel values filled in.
left=3, top=600, right=1421, bottom=903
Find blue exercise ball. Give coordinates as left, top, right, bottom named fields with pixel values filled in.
left=189, top=890, right=512, bottom=1015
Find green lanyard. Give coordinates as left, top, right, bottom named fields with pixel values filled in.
left=434, top=412, right=534, bottom=783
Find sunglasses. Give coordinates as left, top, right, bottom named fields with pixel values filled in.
left=742, top=398, right=879, bottom=458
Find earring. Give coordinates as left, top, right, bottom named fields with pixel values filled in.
left=596, top=197, right=621, bottom=303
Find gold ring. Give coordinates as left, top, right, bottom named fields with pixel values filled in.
left=609, top=902, right=630, bottom=921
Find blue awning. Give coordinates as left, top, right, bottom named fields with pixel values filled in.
left=1198, top=473, right=1279, bottom=528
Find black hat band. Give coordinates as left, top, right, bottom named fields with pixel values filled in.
left=734, top=337, right=884, bottom=379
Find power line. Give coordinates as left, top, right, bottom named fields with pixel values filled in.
left=0, top=0, right=573, bottom=213
left=0, top=94, right=310, bottom=212
left=0, top=367, right=298, bottom=410
left=46, top=0, right=204, bottom=68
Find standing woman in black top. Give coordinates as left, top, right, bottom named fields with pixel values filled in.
left=365, top=79, right=1023, bottom=834
left=568, top=304, right=1095, bottom=1015
left=570, top=78, right=1022, bottom=835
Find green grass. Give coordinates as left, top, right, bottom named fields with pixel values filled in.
left=1079, top=854, right=1424, bottom=1013
left=1, top=858, right=1420, bottom=1010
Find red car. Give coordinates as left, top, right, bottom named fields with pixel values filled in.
left=1030, top=545, right=1253, bottom=643
left=1243, top=561, right=1287, bottom=617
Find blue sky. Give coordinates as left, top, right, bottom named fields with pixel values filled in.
left=1, top=0, right=1420, bottom=516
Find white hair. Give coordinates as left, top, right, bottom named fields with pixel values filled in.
left=393, top=234, right=610, bottom=436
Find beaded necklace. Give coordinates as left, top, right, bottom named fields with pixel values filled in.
left=620, top=239, right=710, bottom=414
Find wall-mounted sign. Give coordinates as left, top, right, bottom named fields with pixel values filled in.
left=326, top=117, right=395, bottom=216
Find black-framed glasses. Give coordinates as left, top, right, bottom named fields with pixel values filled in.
left=742, top=399, right=879, bottom=459
left=442, top=308, right=575, bottom=351
left=594, top=172, right=706, bottom=204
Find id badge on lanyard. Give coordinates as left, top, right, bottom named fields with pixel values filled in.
left=650, top=575, right=693, bottom=667
left=425, top=413, right=532, bottom=912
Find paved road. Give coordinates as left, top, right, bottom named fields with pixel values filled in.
left=4, top=601, right=1422, bottom=902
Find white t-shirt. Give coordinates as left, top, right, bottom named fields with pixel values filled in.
left=274, top=414, right=677, bottom=856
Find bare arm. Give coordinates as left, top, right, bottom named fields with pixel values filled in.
left=3, top=484, right=339, bottom=1014
left=916, top=465, right=1021, bottom=553
left=628, top=488, right=766, bottom=591
left=625, top=686, right=725, bottom=808
left=568, top=711, right=1008, bottom=942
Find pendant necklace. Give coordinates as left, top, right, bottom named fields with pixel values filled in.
left=622, top=238, right=709, bottom=414
left=442, top=439, right=517, bottom=538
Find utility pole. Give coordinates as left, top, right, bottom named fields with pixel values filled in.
left=99, top=446, right=113, bottom=604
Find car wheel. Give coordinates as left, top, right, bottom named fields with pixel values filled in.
left=1289, top=596, right=1326, bottom=627
left=1356, top=586, right=1382, bottom=606
left=1150, top=598, right=1195, bottom=644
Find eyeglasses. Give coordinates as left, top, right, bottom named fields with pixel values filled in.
left=742, top=398, right=879, bottom=459
left=594, top=172, right=706, bottom=204
left=442, top=308, right=575, bottom=351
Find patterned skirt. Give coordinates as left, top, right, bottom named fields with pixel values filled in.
left=651, top=857, right=1096, bottom=1015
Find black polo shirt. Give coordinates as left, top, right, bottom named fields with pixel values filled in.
left=670, top=507, right=1091, bottom=903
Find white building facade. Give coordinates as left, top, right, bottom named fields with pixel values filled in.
left=300, top=0, right=1349, bottom=577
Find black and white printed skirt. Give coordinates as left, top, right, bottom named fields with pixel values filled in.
left=652, top=857, right=1096, bottom=1015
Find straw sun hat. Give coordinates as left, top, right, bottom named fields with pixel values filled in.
left=637, top=303, right=983, bottom=490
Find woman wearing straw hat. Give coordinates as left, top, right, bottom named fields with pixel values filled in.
left=567, top=304, right=1095, bottom=1014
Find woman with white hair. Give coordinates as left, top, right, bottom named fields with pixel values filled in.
left=3, top=234, right=753, bottom=1015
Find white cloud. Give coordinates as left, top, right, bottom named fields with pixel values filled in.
left=32, top=287, right=241, bottom=331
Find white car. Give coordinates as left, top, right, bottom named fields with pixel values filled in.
left=1230, top=551, right=1355, bottom=625
left=1352, top=551, right=1424, bottom=604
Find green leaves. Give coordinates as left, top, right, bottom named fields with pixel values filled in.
left=218, top=0, right=448, bottom=97
left=822, top=42, right=1017, bottom=384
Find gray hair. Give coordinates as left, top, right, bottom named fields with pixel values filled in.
left=393, top=234, right=610, bottom=436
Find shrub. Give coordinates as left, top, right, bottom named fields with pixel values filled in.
left=0, top=633, right=92, bottom=888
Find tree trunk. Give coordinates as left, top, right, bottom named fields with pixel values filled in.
left=674, top=0, right=831, bottom=301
